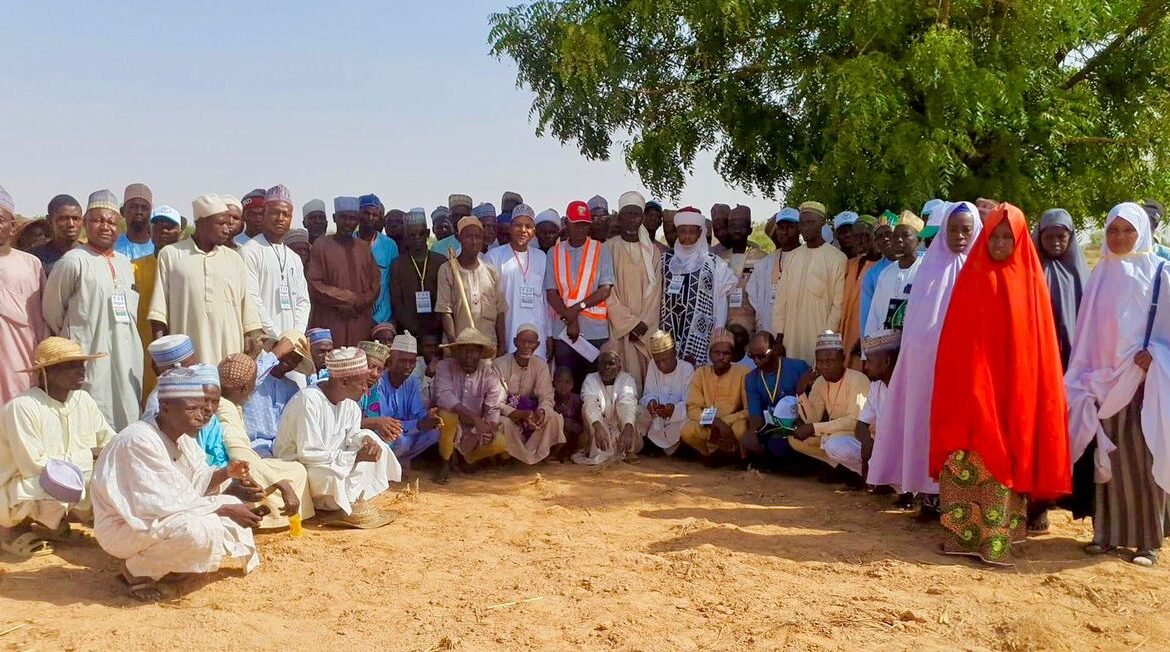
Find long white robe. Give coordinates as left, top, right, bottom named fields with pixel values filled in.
left=42, top=247, right=144, bottom=430
left=0, top=388, right=114, bottom=528
left=91, top=418, right=259, bottom=581
left=148, top=238, right=262, bottom=366
left=640, top=360, right=694, bottom=454
left=574, top=371, right=642, bottom=465
left=771, top=244, right=846, bottom=365
left=240, top=234, right=312, bottom=340
left=864, top=257, right=922, bottom=337
left=484, top=245, right=549, bottom=357
left=273, top=386, right=400, bottom=514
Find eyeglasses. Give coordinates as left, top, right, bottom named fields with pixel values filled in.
left=748, top=349, right=772, bottom=360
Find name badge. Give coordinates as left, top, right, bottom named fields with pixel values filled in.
left=729, top=288, right=743, bottom=308
left=519, top=285, right=538, bottom=309
left=770, top=283, right=778, bottom=306
left=700, top=406, right=717, bottom=426
left=415, top=291, right=433, bottom=314
left=667, top=275, right=684, bottom=295
left=111, top=289, right=131, bottom=324
left=278, top=283, right=293, bottom=311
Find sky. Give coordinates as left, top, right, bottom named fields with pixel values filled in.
left=1, top=1, right=765, bottom=220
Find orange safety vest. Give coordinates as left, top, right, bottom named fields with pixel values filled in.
left=553, top=239, right=608, bottom=321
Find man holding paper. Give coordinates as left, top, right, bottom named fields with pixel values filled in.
left=545, top=200, right=614, bottom=391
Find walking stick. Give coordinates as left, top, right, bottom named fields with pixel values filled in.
left=446, top=248, right=477, bottom=332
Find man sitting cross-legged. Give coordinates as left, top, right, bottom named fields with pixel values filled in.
left=790, top=330, right=870, bottom=486
left=92, top=367, right=264, bottom=601
left=681, top=328, right=750, bottom=463
left=433, top=328, right=508, bottom=483
left=370, top=332, right=441, bottom=473
left=274, top=347, right=401, bottom=527
left=494, top=324, right=565, bottom=465
left=574, top=349, right=643, bottom=465
left=639, top=330, right=694, bottom=456
left=0, top=337, right=115, bottom=558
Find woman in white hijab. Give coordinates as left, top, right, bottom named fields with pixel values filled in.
left=659, top=207, right=736, bottom=366
left=1066, top=202, right=1170, bottom=566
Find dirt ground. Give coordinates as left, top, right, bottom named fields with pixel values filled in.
left=1, top=457, right=1167, bottom=651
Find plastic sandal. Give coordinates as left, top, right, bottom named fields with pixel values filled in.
left=1132, top=550, right=1158, bottom=567
left=1, top=531, right=54, bottom=558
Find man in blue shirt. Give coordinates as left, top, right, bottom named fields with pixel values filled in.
left=114, top=183, right=155, bottom=260
left=744, top=331, right=811, bottom=469
left=373, top=333, right=441, bottom=472
left=358, top=194, right=400, bottom=324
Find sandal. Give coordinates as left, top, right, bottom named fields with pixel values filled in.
left=1084, top=543, right=1116, bottom=555
left=118, top=573, right=162, bottom=602
left=36, top=523, right=94, bottom=545
left=1, top=531, right=54, bottom=558
left=1132, top=550, right=1159, bottom=567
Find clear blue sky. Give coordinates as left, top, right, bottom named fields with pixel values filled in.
left=1, top=1, right=765, bottom=220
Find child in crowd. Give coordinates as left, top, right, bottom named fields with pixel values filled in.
left=552, top=366, right=583, bottom=462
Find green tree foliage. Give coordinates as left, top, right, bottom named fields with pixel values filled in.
left=489, top=0, right=1170, bottom=224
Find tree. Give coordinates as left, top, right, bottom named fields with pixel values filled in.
left=489, top=0, right=1170, bottom=225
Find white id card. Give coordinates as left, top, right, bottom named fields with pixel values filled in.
left=667, top=275, right=684, bottom=295
left=729, top=288, right=743, bottom=308
left=415, top=291, right=433, bottom=313
left=764, top=410, right=779, bottom=427
left=700, top=407, right=717, bottom=426
left=111, top=290, right=131, bottom=324
left=278, top=283, right=293, bottom=310
left=519, top=285, right=538, bottom=309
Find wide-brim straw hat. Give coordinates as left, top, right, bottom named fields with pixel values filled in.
left=22, top=337, right=106, bottom=372
left=277, top=330, right=317, bottom=376
left=336, top=499, right=398, bottom=530
left=440, top=328, right=497, bottom=358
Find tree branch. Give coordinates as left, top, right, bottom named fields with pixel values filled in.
left=1061, top=0, right=1170, bottom=90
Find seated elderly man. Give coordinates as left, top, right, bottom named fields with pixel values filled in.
left=217, top=353, right=314, bottom=529
left=493, top=325, right=565, bottom=465
left=369, top=332, right=441, bottom=471
left=433, top=328, right=508, bottom=483
left=681, top=328, right=751, bottom=463
left=639, top=330, right=694, bottom=456
left=243, top=331, right=316, bottom=458
left=92, top=368, right=264, bottom=602
left=1, top=338, right=115, bottom=557
left=574, top=348, right=642, bottom=465
left=142, top=335, right=229, bottom=468
left=305, top=327, right=334, bottom=386
left=791, top=331, right=870, bottom=485
left=274, top=347, right=401, bottom=527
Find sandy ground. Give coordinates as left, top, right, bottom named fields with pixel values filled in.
left=1, top=457, right=1168, bottom=651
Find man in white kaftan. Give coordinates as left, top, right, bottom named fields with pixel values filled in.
left=43, top=195, right=144, bottom=430
left=573, top=350, right=643, bottom=465
left=640, top=331, right=695, bottom=455
left=772, top=202, right=846, bottom=366
left=484, top=205, right=550, bottom=357
left=239, top=185, right=311, bottom=340
left=273, top=347, right=400, bottom=514
left=92, top=384, right=259, bottom=582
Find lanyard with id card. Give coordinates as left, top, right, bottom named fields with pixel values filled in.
left=111, top=288, right=131, bottom=324
left=729, top=288, right=744, bottom=308
left=699, top=406, right=717, bottom=426
left=667, top=274, right=684, bottom=295
left=416, top=291, right=433, bottom=313
left=278, top=283, right=293, bottom=311
left=519, top=285, right=538, bottom=309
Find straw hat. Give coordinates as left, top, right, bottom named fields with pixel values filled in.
left=273, top=330, right=316, bottom=375
left=22, top=337, right=106, bottom=372
left=336, top=499, right=398, bottom=530
left=440, top=328, right=497, bottom=358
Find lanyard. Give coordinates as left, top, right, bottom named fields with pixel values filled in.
left=272, top=242, right=289, bottom=282
left=410, top=253, right=429, bottom=284
left=89, top=245, right=119, bottom=285
left=759, top=367, right=781, bottom=405
left=511, top=247, right=530, bottom=282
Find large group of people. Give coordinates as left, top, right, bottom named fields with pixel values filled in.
left=1, top=180, right=1168, bottom=600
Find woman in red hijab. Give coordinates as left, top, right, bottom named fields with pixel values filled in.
left=930, top=203, right=1071, bottom=565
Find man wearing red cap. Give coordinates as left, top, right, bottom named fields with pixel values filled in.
left=235, top=189, right=266, bottom=247
left=544, top=200, right=615, bottom=391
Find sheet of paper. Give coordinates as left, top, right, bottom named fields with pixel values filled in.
left=558, top=330, right=600, bottom=363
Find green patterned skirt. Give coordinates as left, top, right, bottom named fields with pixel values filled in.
left=939, top=450, right=1027, bottom=565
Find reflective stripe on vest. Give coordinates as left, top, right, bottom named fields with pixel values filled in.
left=553, top=239, right=608, bottom=320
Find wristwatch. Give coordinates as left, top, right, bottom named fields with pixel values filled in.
left=577, top=301, right=587, bottom=310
